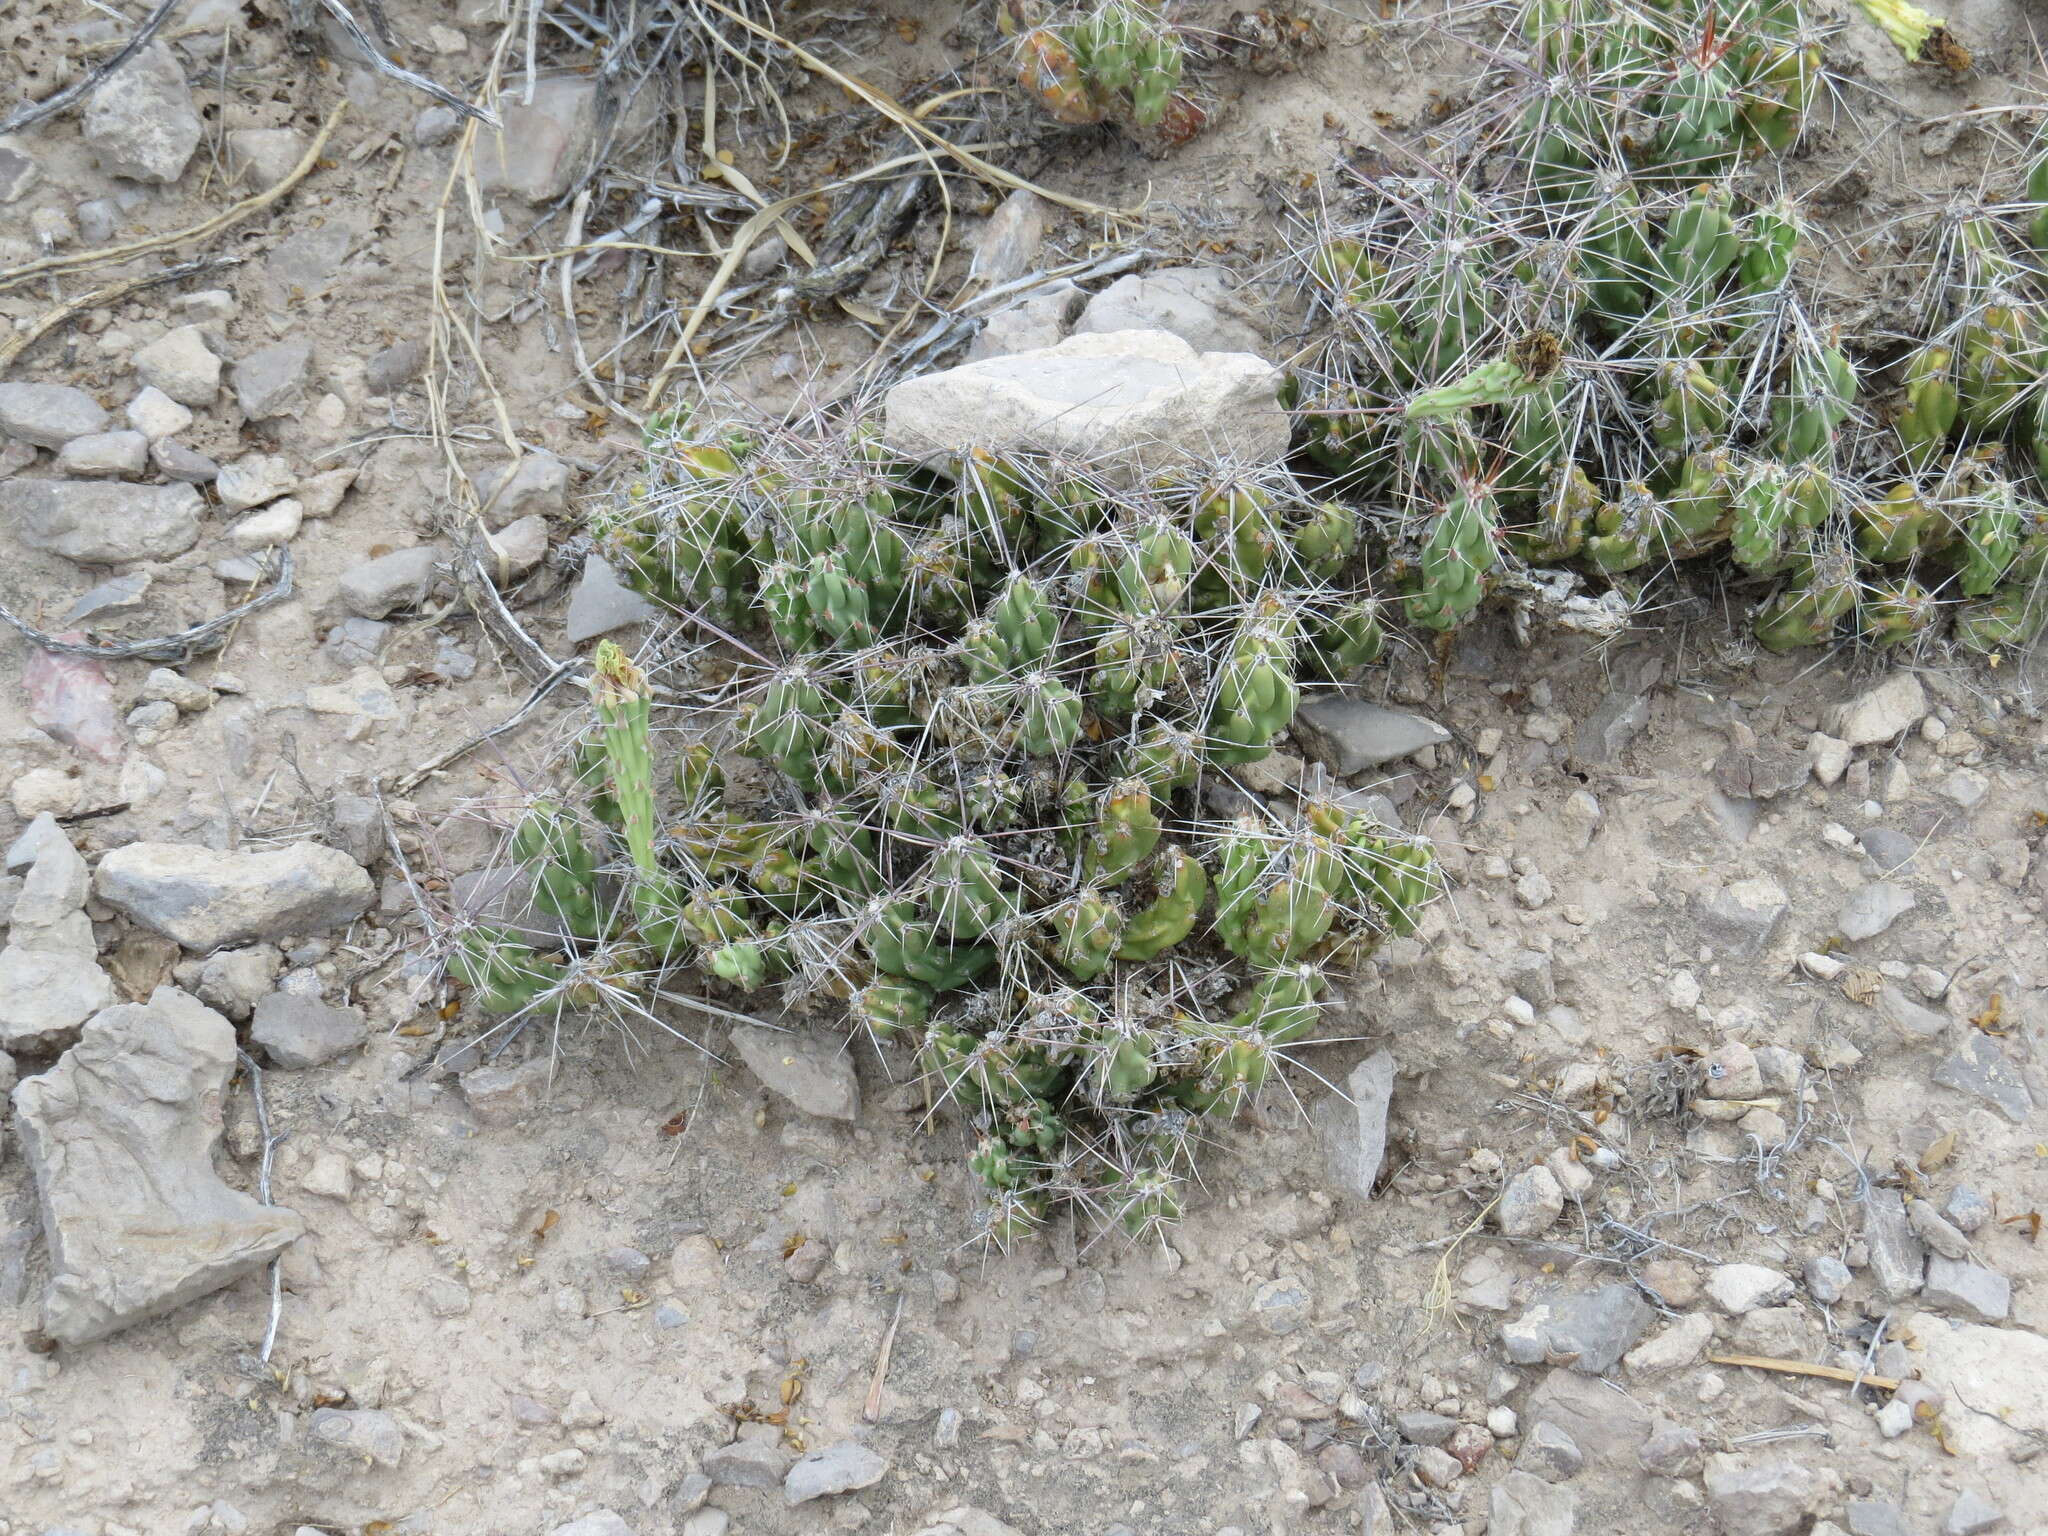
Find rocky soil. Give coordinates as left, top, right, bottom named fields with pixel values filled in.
left=1, top=2, right=2046, bottom=1535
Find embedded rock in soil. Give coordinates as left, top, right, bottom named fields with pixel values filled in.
left=1501, top=1284, right=1652, bottom=1375
left=565, top=555, right=658, bottom=643
left=250, top=993, right=367, bottom=1069
left=1862, top=1188, right=1926, bottom=1299
left=1313, top=1049, right=1394, bottom=1203
left=1488, top=1470, right=1577, bottom=1536
left=1071, top=267, right=1267, bottom=355
left=729, top=1023, right=860, bottom=1121
left=1837, top=882, right=1916, bottom=942
left=232, top=341, right=313, bottom=420
left=11, top=987, right=304, bottom=1344
left=82, top=43, right=202, bottom=184
left=882, top=329, right=1289, bottom=485
left=1691, top=876, right=1789, bottom=957
left=0, top=383, right=111, bottom=447
left=338, top=546, right=443, bottom=620
left=0, top=823, right=114, bottom=1055
left=308, top=1406, right=405, bottom=1467
left=785, top=1441, right=888, bottom=1504
left=968, top=190, right=1047, bottom=289
left=1921, top=1257, right=2010, bottom=1322
left=1702, top=1455, right=1838, bottom=1536
left=475, top=77, right=612, bottom=202
left=968, top=282, right=1086, bottom=362
left=1496, top=1165, right=1565, bottom=1238
left=1292, top=697, right=1451, bottom=776
left=1931, top=1035, right=2034, bottom=1124
left=95, top=841, right=374, bottom=952
left=131, top=326, right=222, bottom=407
left=1520, top=1370, right=1651, bottom=1468
left=2, top=479, right=203, bottom=563
left=1827, top=672, right=1927, bottom=747
left=471, top=451, right=570, bottom=528
left=1706, top=1263, right=1794, bottom=1315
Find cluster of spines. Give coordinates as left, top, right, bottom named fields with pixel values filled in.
left=1005, top=1, right=1200, bottom=143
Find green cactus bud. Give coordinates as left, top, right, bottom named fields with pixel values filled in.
left=739, top=667, right=831, bottom=792
left=1406, top=332, right=1565, bottom=423
left=1956, top=305, right=2034, bottom=431
left=1001, top=1096, right=1066, bottom=1156
left=1738, top=200, right=1802, bottom=294
left=672, top=742, right=723, bottom=808
left=1649, top=360, right=1729, bottom=456
left=992, top=573, right=1058, bottom=667
left=1754, top=535, right=1858, bottom=652
left=1091, top=1025, right=1160, bottom=1098
left=970, top=1134, right=1025, bottom=1191
left=451, top=925, right=562, bottom=1014
left=1401, top=480, right=1498, bottom=631
left=1046, top=887, right=1124, bottom=980
left=1128, top=24, right=1184, bottom=128
left=1289, top=500, right=1360, bottom=582
left=1126, top=721, right=1202, bottom=793
left=1659, top=450, right=1734, bottom=558
left=1206, top=639, right=1297, bottom=764
left=1229, top=961, right=1327, bottom=1044
left=1854, top=482, right=1937, bottom=564
left=926, top=836, right=1021, bottom=940
left=1192, top=478, right=1277, bottom=603
left=865, top=900, right=993, bottom=990
left=1114, top=844, right=1209, bottom=961
left=1955, top=478, right=2022, bottom=596
left=1896, top=344, right=1958, bottom=474
left=804, top=552, right=876, bottom=647
left=964, top=770, right=1024, bottom=831
left=1770, top=337, right=1856, bottom=463
left=1128, top=517, right=1197, bottom=610
left=977, top=1187, right=1050, bottom=1246
left=1113, top=1165, right=1183, bottom=1235
left=1953, top=584, right=2048, bottom=653
left=1732, top=460, right=1794, bottom=574
left=960, top=448, right=1035, bottom=550
left=1859, top=578, right=1939, bottom=647
left=1342, top=828, right=1436, bottom=937
left=706, top=939, right=769, bottom=991
left=1237, top=834, right=1343, bottom=965
left=1657, top=186, right=1740, bottom=298
left=1739, top=44, right=1820, bottom=153
left=884, top=773, right=965, bottom=843
left=1305, top=598, right=1387, bottom=678
left=1311, top=238, right=1385, bottom=306
left=1017, top=673, right=1084, bottom=756
left=1083, top=778, right=1163, bottom=888
left=512, top=805, right=605, bottom=941
left=1655, top=59, right=1739, bottom=176
left=1499, top=381, right=1572, bottom=507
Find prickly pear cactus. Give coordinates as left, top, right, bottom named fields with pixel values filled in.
left=461, top=427, right=1438, bottom=1243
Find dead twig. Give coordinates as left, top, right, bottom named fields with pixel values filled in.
left=1707, top=1354, right=1901, bottom=1392
left=0, top=255, right=242, bottom=376
left=864, top=1293, right=907, bottom=1424
left=235, top=1050, right=288, bottom=1364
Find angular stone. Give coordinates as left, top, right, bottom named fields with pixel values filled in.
left=1944, top=1185, right=1991, bottom=1233
left=229, top=498, right=303, bottom=550
left=1931, top=1035, right=2034, bottom=1124
left=1071, top=267, right=1266, bottom=355
left=968, top=191, right=1046, bottom=288
left=1489, top=1470, right=1577, bottom=1536
left=225, top=127, right=305, bottom=189
left=1518, top=1421, right=1583, bottom=1482
left=49, top=425, right=147, bottom=483
left=131, top=324, right=221, bottom=407
left=322, top=617, right=390, bottom=668
left=1638, top=1420, right=1703, bottom=1477
left=1908, top=1199, right=1970, bottom=1260
left=1498, top=1165, right=1565, bottom=1238
left=1313, top=1049, right=1394, bottom=1203
left=471, top=451, right=570, bottom=528
left=1804, top=1255, right=1851, bottom=1303
left=233, top=341, right=313, bottom=419
left=0, top=829, right=114, bottom=1055
left=1692, top=877, right=1789, bottom=957
left=1837, top=882, right=1916, bottom=942
left=883, top=329, right=1289, bottom=486
left=475, top=77, right=608, bottom=202
left=1292, top=697, right=1451, bottom=776
left=1521, top=1370, right=1651, bottom=1469
left=1397, top=1411, right=1458, bottom=1445
left=251, top=993, right=366, bottom=1069
left=215, top=452, right=297, bottom=512
left=153, top=438, right=220, bottom=483
left=967, top=282, right=1086, bottom=362
left=95, top=841, right=374, bottom=951
left=1922, top=1257, right=2010, bottom=1322
left=729, top=1023, right=859, bottom=1121
left=704, top=1437, right=796, bottom=1489
left=309, top=1407, right=405, bottom=1467
left=1702, top=1455, right=1835, bottom=1536
left=1877, top=985, right=1947, bottom=1040
left=1861, top=1188, right=1925, bottom=1299
left=1943, top=1491, right=2004, bottom=1535
left=366, top=339, right=426, bottom=394
left=1622, top=1311, right=1712, bottom=1378
left=485, top=514, right=551, bottom=577
left=83, top=43, right=201, bottom=182
left=0, top=140, right=38, bottom=202
left=551, top=1514, right=635, bottom=1536
left=784, top=1441, right=888, bottom=1504
left=1828, top=673, right=1927, bottom=747
left=565, top=555, right=656, bottom=644
left=1707, top=1263, right=1794, bottom=1315
left=461, top=1056, right=554, bottom=1125
left=1845, top=1501, right=1909, bottom=1536
left=1858, top=826, right=1919, bottom=874
left=0, top=383, right=110, bottom=448
left=1501, top=1285, right=1652, bottom=1375
left=339, top=545, right=442, bottom=620
left=12, top=987, right=303, bottom=1343
left=2, top=479, right=203, bottom=563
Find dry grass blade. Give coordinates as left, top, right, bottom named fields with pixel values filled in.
left=0, top=255, right=240, bottom=376
left=0, top=103, right=348, bottom=295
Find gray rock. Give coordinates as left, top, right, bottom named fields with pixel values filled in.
left=1498, top=1165, right=1565, bottom=1238
left=224, top=127, right=304, bottom=189
left=1908, top=1199, right=1971, bottom=1260
left=1397, top=1411, right=1458, bottom=1445
left=1518, top=1421, right=1583, bottom=1482
left=966, top=282, right=1086, bottom=361
left=1637, top=1421, right=1703, bottom=1478
left=883, top=329, right=1290, bottom=486
left=471, top=451, right=570, bottom=528
left=1862, top=1188, right=1926, bottom=1299
left=1922, top=1257, right=2010, bottom=1322
left=64, top=571, right=152, bottom=625
left=1845, top=1501, right=1910, bottom=1536
left=484, top=513, right=551, bottom=578
left=12, top=987, right=304, bottom=1343
left=704, top=1436, right=796, bottom=1489
left=412, top=106, right=462, bottom=147
left=1567, top=659, right=1662, bottom=769
left=152, top=438, right=219, bottom=483
left=1713, top=742, right=1810, bottom=801
left=0, top=383, right=110, bottom=448
left=1707, top=1263, right=1794, bottom=1315
left=475, top=77, right=609, bottom=202
left=1621, top=1311, right=1712, bottom=1377
left=680, top=1514, right=728, bottom=1536
left=1804, top=1255, right=1852, bottom=1303
left=1703, top=1455, right=1835, bottom=1536
left=95, top=841, right=375, bottom=951
left=551, top=1514, right=636, bottom=1536
left=1944, top=1491, right=2004, bottom=1535
left=339, top=545, right=442, bottom=620
left=1251, top=1275, right=1310, bottom=1334
left=1520, top=1370, right=1652, bottom=1471
left=1501, top=1285, right=1652, bottom=1375
left=53, top=430, right=147, bottom=478
left=1313, top=1049, right=1393, bottom=1203
left=0, top=829, right=114, bottom=1055
left=1858, top=826, right=1919, bottom=874
left=1932, top=1035, right=2034, bottom=1124
left=1837, top=882, right=1916, bottom=942
left=968, top=191, right=1047, bottom=288
left=784, top=1441, right=888, bottom=1504
left=321, top=618, right=390, bottom=672
left=460, top=1056, right=554, bottom=1125
left=308, top=1407, right=405, bottom=1467
left=565, top=555, right=657, bottom=643
left=1828, top=673, right=1927, bottom=747
left=192, top=944, right=283, bottom=1020
left=1692, top=877, right=1790, bottom=957
left=82, top=43, right=201, bottom=183
left=131, top=325, right=221, bottom=407
left=1489, top=1470, right=1577, bottom=1536
left=0, top=140, right=38, bottom=202
left=294, top=464, right=358, bottom=518
left=1071, top=268, right=1266, bottom=355
left=1877, top=985, right=1947, bottom=1040
left=729, top=1023, right=859, bottom=1121
left=2, top=479, right=203, bottom=563
left=366, top=339, right=426, bottom=394
left=1944, top=1185, right=1991, bottom=1233
left=1292, top=697, right=1451, bottom=776
left=251, top=993, right=366, bottom=1069
left=232, top=341, right=313, bottom=419
left=215, top=452, right=297, bottom=512
left=328, top=793, right=383, bottom=867
left=5, top=813, right=68, bottom=872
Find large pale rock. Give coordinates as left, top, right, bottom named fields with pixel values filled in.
left=1313, top=1049, right=1394, bottom=1202
left=1828, top=673, right=1927, bottom=747
left=882, top=330, right=1289, bottom=484
left=1909, top=1318, right=2048, bottom=1456
left=82, top=43, right=203, bottom=184
left=0, top=383, right=110, bottom=448
left=95, top=842, right=374, bottom=951
left=11, top=987, right=303, bottom=1343
left=729, top=1023, right=860, bottom=1121
left=0, top=827, right=114, bottom=1055
left=2, top=479, right=203, bottom=563
left=1071, top=268, right=1266, bottom=355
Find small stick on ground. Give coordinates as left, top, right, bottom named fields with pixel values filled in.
left=236, top=1050, right=289, bottom=1365
left=1707, top=1354, right=1900, bottom=1392
left=864, top=1293, right=907, bottom=1424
